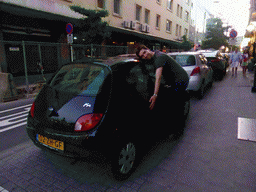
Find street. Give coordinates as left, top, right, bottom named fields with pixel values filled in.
left=0, top=69, right=256, bottom=191
left=0, top=98, right=33, bottom=152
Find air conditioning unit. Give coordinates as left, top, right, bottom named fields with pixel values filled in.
left=130, top=21, right=136, bottom=29
left=145, top=24, right=150, bottom=33
left=123, top=20, right=130, bottom=28
left=140, top=24, right=145, bottom=32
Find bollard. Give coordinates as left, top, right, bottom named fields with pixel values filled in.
left=252, top=64, right=256, bottom=93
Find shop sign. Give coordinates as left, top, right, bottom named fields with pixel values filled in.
left=9, top=47, right=20, bottom=51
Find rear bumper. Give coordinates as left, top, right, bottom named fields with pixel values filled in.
left=26, top=123, right=102, bottom=158
left=187, top=76, right=201, bottom=91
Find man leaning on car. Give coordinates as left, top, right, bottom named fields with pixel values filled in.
left=136, top=44, right=189, bottom=111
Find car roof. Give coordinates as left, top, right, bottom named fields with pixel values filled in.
left=167, top=52, right=202, bottom=56
left=68, top=54, right=140, bottom=68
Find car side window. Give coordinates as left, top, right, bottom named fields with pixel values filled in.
left=126, top=63, right=152, bottom=101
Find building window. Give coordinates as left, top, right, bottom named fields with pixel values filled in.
left=176, top=24, right=178, bottom=36
left=156, top=14, right=161, bottom=29
left=97, top=0, right=104, bottom=8
left=136, top=5, right=142, bottom=21
left=184, top=28, right=188, bottom=37
left=145, top=9, right=150, bottom=24
left=114, top=0, right=121, bottom=15
left=167, top=0, right=173, bottom=11
left=185, top=11, right=189, bottom=22
left=177, top=4, right=180, bottom=17
left=166, top=20, right=172, bottom=32
left=180, top=7, right=183, bottom=18
left=179, top=25, right=182, bottom=37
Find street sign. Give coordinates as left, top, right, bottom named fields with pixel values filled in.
left=230, top=29, right=238, bottom=38
left=67, top=34, right=73, bottom=44
left=66, top=23, right=73, bottom=34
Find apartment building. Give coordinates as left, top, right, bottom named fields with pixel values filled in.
left=75, top=0, right=191, bottom=51
left=0, top=0, right=192, bottom=80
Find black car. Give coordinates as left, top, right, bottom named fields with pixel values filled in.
left=27, top=55, right=190, bottom=180
left=201, top=51, right=226, bottom=80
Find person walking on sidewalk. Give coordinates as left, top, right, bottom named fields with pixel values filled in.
left=241, top=50, right=249, bottom=76
left=229, top=48, right=242, bottom=76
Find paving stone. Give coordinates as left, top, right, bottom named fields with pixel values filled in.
left=52, top=179, right=70, bottom=190
left=146, top=167, right=176, bottom=187
left=14, top=178, right=30, bottom=189
left=0, top=175, right=9, bottom=185
left=2, top=181, right=26, bottom=192
left=138, top=180, right=172, bottom=192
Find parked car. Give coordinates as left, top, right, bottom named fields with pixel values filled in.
left=26, top=55, right=190, bottom=180
left=167, top=52, right=213, bottom=99
left=200, top=51, right=227, bottom=80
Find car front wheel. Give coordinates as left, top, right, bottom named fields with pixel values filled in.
left=111, top=140, right=137, bottom=180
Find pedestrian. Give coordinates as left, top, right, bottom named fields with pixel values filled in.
left=135, top=45, right=189, bottom=111
left=241, top=50, right=249, bottom=76
left=229, top=48, right=242, bottom=76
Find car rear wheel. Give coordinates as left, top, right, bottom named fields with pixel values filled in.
left=111, top=140, right=137, bottom=180
left=197, top=80, right=205, bottom=99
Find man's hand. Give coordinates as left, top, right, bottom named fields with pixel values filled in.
left=149, top=95, right=157, bottom=110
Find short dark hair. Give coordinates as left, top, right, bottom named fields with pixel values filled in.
left=135, top=44, right=149, bottom=58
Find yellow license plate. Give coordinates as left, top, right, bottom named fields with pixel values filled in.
left=37, top=134, right=64, bottom=151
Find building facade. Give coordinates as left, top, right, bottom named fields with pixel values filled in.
left=74, top=0, right=192, bottom=51
left=0, top=0, right=192, bottom=84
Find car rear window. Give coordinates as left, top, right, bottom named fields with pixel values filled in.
left=170, top=55, right=196, bottom=66
left=49, top=63, right=110, bottom=95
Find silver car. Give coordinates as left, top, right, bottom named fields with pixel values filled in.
left=168, top=52, right=213, bottom=99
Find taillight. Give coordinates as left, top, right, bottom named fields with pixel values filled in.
left=30, top=102, right=35, bottom=118
left=211, top=59, right=220, bottom=62
left=190, top=67, right=200, bottom=76
left=74, top=113, right=103, bottom=132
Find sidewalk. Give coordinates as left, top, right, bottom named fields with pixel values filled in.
left=0, top=68, right=256, bottom=192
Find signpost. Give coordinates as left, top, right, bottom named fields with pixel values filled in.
left=66, top=23, right=73, bottom=62
left=230, top=29, right=238, bottom=38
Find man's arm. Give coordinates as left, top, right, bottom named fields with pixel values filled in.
left=149, top=67, right=163, bottom=110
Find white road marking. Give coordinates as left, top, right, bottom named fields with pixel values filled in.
left=0, top=104, right=32, bottom=133
left=0, top=122, right=27, bottom=133
left=0, top=104, right=32, bottom=114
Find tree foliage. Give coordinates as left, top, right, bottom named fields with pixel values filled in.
left=181, top=35, right=192, bottom=51
left=70, top=6, right=111, bottom=44
left=202, top=18, right=229, bottom=50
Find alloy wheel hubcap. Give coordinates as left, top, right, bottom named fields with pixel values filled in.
left=118, top=142, right=136, bottom=174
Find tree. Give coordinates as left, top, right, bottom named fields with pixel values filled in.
left=202, top=18, right=229, bottom=50
left=181, top=35, right=192, bottom=51
left=70, top=6, right=111, bottom=44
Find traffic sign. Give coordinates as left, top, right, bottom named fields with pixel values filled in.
left=67, top=34, right=73, bottom=44
left=230, top=29, right=237, bottom=38
left=66, top=23, right=73, bottom=34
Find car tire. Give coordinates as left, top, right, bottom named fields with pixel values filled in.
left=197, top=80, right=205, bottom=99
left=170, top=97, right=190, bottom=141
left=111, top=140, right=137, bottom=181
left=183, top=99, right=190, bottom=121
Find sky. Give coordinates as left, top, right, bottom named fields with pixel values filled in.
left=195, top=0, right=251, bottom=37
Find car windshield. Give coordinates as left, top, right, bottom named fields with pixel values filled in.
left=170, top=55, right=196, bottom=66
left=49, top=63, right=110, bottom=96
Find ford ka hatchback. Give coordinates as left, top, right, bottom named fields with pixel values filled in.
left=27, top=55, right=190, bottom=180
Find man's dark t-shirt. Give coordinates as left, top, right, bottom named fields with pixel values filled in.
left=152, top=51, right=189, bottom=91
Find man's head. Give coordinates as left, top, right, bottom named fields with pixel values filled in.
left=136, top=44, right=154, bottom=60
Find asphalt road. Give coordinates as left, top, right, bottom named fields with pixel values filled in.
left=0, top=98, right=34, bottom=151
